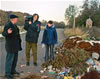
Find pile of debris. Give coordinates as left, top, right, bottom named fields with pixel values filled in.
left=61, top=36, right=82, bottom=49
left=42, top=48, right=91, bottom=76
left=81, top=71, right=100, bottom=79
left=61, top=36, right=100, bottom=54
left=41, top=35, right=100, bottom=78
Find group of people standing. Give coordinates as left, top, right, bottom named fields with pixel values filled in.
left=2, top=13, right=58, bottom=79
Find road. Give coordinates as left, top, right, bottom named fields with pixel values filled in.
left=0, top=29, right=65, bottom=78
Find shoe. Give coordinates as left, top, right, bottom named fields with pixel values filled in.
left=26, top=62, right=30, bottom=66
left=12, top=71, right=20, bottom=77
left=33, top=62, right=38, bottom=66
left=5, top=75, right=13, bottom=79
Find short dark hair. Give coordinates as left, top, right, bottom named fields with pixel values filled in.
left=33, top=13, right=39, bottom=21
left=48, top=20, right=53, bottom=24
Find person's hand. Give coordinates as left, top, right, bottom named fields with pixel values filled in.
left=8, top=28, right=12, bottom=34
left=42, top=44, right=45, bottom=48
left=29, top=21, right=32, bottom=24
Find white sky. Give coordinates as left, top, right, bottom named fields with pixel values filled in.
left=0, top=0, right=84, bottom=22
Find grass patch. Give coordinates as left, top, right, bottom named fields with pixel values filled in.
left=64, top=28, right=89, bottom=39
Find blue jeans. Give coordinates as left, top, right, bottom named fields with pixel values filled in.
left=45, top=44, right=54, bottom=61
left=5, top=52, right=18, bottom=76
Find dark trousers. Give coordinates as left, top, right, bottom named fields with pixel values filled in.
left=45, top=44, right=54, bottom=61
left=5, top=52, right=18, bottom=76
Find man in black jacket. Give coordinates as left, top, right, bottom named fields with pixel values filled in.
left=2, top=14, right=22, bottom=79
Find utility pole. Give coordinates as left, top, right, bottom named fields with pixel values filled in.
left=73, top=16, right=75, bottom=29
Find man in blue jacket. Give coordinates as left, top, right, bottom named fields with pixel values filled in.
left=41, top=20, right=58, bottom=62
left=2, top=14, right=22, bottom=79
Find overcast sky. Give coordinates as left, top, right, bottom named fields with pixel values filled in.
left=0, top=0, right=84, bottom=22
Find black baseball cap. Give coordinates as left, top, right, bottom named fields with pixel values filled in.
left=10, top=14, right=18, bottom=19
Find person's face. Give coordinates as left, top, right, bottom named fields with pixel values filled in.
left=48, top=23, right=52, bottom=27
left=33, top=15, right=38, bottom=21
left=11, top=18, right=18, bottom=24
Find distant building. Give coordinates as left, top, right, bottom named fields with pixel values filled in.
left=86, top=18, right=93, bottom=28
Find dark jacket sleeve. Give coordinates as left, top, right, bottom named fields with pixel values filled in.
left=41, top=29, right=47, bottom=44
left=17, top=27, right=22, bottom=51
left=24, top=23, right=29, bottom=31
left=17, top=28, right=21, bottom=43
left=38, top=23, right=41, bottom=32
left=54, top=29, right=58, bottom=44
left=2, top=24, right=11, bottom=37
left=18, top=35, right=22, bottom=51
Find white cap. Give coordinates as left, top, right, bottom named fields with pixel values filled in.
left=92, top=52, right=99, bottom=60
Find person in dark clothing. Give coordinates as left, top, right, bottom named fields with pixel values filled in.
left=2, top=14, right=22, bottom=79
left=41, top=20, right=58, bottom=62
left=24, top=13, right=41, bottom=66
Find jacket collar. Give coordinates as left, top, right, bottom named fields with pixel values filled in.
left=9, top=21, right=17, bottom=27
left=45, top=24, right=55, bottom=29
